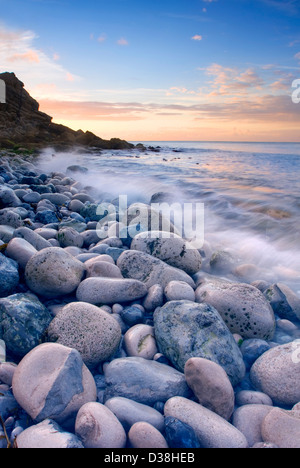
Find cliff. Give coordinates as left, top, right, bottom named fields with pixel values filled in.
left=0, top=72, right=134, bottom=150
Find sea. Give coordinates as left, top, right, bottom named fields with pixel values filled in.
left=36, top=141, right=300, bottom=295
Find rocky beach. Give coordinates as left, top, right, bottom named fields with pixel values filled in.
left=0, top=73, right=300, bottom=450
left=0, top=146, right=300, bottom=450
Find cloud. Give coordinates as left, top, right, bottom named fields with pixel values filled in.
left=0, top=23, right=81, bottom=89
left=294, top=52, right=300, bottom=61
left=117, top=38, right=129, bottom=46
left=191, top=35, right=203, bottom=41
left=205, top=63, right=265, bottom=96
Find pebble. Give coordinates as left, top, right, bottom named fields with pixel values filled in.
left=250, top=341, right=300, bottom=406
left=235, top=390, right=273, bottom=407
left=0, top=362, right=17, bottom=385
left=184, top=357, right=235, bottom=420
left=164, top=280, right=195, bottom=301
left=13, top=226, right=52, bottom=250
left=264, top=283, right=300, bottom=322
left=128, top=421, right=169, bottom=448
left=76, top=277, right=148, bottom=305
left=16, top=419, right=84, bottom=449
left=105, top=396, right=165, bottom=432
left=47, top=302, right=122, bottom=368
left=12, top=343, right=97, bottom=427
left=154, top=300, right=245, bottom=386
left=164, top=396, right=248, bottom=449
left=232, top=404, right=274, bottom=447
left=120, top=306, right=144, bottom=326
left=25, top=247, right=85, bottom=298
left=75, top=402, right=126, bottom=448
left=57, top=227, right=84, bottom=248
left=142, top=283, right=164, bottom=312
left=164, top=416, right=201, bottom=448
left=124, top=324, right=158, bottom=359
left=85, top=261, right=123, bottom=279
left=6, top=237, right=37, bottom=269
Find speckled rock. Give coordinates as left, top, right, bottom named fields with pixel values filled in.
left=264, top=283, right=300, bottom=322
left=16, top=419, right=84, bottom=448
left=232, top=404, right=274, bottom=447
left=164, top=280, right=195, bottom=302
left=25, top=247, right=85, bottom=298
left=262, top=407, right=300, bottom=448
left=195, top=277, right=276, bottom=340
left=142, top=284, right=164, bottom=312
left=131, top=231, right=202, bottom=275
left=12, top=343, right=97, bottom=427
left=184, top=357, right=235, bottom=420
left=117, top=250, right=195, bottom=289
left=57, top=227, right=84, bottom=248
left=76, top=277, right=147, bottom=305
left=75, top=402, right=126, bottom=448
left=13, top=226, right=52, bottom=250
left=0, top=253, right=19, bottom=298
left=164, top=397, right=248, bottom=449
left=154, top=300, right=245, bottom=386
left=47, top=302, right=122, bottom=367
left=0, top=292, right=52, bottom=357
left=128, top=421, right=169, bottom=448
left=250, top=341, right=300, bottom=406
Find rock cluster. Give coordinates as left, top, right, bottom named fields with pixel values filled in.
left=0, top=149, right=299, bottom=449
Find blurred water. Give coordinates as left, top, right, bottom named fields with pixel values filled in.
left=36, top=141, right=300, bottom=293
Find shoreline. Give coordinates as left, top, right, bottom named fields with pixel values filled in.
left=0, top=148, right=300, bottom=449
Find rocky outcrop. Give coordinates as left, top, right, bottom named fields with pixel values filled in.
left=0, top=72, right=134, bottom=150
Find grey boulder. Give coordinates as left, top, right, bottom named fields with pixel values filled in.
left=154, top=300, right=245, bottom=386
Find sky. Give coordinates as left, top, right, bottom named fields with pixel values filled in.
left=0, top=0, right=300, bottom=142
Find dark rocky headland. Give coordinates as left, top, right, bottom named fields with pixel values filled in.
left=0, top=73, right=300, bottom=449
left=0, top=72, right=134, bottom=151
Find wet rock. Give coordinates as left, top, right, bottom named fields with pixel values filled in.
left=264, top=283, right=300, bottom=322
left=16, top=419, right=84, bottom=448
left=0, top=292, right=52, bottom=357
left=195, top=277, right=276, bottom=340
left=75, top=402, right=126, bottom=448
left=250, top=341, right=300, bottom=406
left=0, top=253, right=19, bottom=298
left=25, top=247, right=85, bottom=298
left=117, top=250, right=195, bottom=289
left=76, top=277, right=147, bottom=305
left=47, top=302, right=121, bottom=368
left=154, top=300, right=245, bottom=386
left=12, top=343, right=97, bottom=427
left=104, top=356, right=191, bottom=405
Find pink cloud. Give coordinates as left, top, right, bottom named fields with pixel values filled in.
left=8, top=49, right=40, bottom=63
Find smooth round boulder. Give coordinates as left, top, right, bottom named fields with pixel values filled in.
left=184, top=357, right=235, bottom=420
left=12, top=343, right=97, bottom=426
left=164, top=397, right=248, bottom=449
left=57, top=227, right=84, bottom=248
left=85, top=261, right=123, bottom=279
left=76, top=277, right=147, bottom=305
left=250, top=341, right=300, bottom=406
left=124, top=324, right=158, bottom=360
left=164, top=280, right=195, bottom=302
left=261, top=407, right=300, bottom=449
left=47, top=302, right=122, bottom=367
left=128, top=421, right=169, bottom=449
left=154, top=300, right=245, bottom=386
left=25, top=247, right=85, bottom=298
left=16, top=419, right=84, bottom=449
left=131, top=231, right=202, bottom=275
left=75, top=402, right=126, bottom=448
left=232, top=404, right=274, bottom=448
left=6, top=237, right=37, bottom=269
left=195, top=277, right=276, bottom=340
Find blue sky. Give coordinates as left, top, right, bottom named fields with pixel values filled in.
left=0, top=0, right=300, bottom=140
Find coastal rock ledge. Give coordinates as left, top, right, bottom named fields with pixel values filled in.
left=0, top=72, right=134, bottom=150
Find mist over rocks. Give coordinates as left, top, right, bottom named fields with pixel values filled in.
left=0, top=146, right=300, bottom=449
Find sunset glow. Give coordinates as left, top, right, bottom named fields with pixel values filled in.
left=0, top=0, right=299, bottom=142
